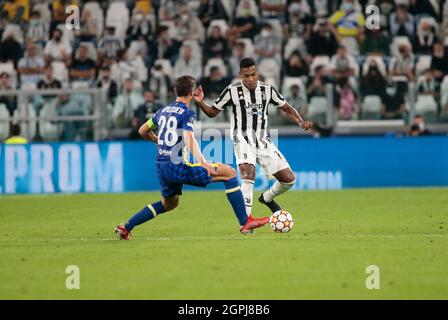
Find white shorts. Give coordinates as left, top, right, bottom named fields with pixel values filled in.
left=234, top=141, right=290, bottom=176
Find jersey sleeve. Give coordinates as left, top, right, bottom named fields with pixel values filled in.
left=213, top=86, right=233, bottom=110
left=180, top=110, right=196, bottom=132
left=270, top=86, right=287, bottom=107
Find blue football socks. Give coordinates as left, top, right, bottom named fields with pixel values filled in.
left=224, top=177, right=248, bottom=226
left=125, top=201, right=166, bottom=231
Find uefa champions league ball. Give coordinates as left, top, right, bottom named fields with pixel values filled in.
left=270, top=210, right=294, bottom=233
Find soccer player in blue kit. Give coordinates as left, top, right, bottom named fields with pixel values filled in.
left=115, top=76, right=270, bottom=240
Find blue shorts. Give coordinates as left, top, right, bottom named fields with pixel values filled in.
left=156, top=161, right=213, bottom=198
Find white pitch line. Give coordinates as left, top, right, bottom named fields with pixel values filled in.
left=0, top=234, right=447, bottom=243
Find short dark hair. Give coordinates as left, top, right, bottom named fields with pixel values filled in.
left=210, top=66, right=220, bottom=73
left=10, top=124, right=21, bottom=136
left=240, top=57, right=256, bottom=70
left=174, top=75, right=196, bottom=97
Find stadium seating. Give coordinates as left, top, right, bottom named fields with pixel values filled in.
left=307, top=97, right=327, bottom=123
left=237, top=38, right=255, bottom=58
left=83, top=1, right=104, bottom=37
left=415, top=95, right=438, bottom=122
left=204, top=58, right=228, bottom=78
left=0, top=0, right=447, bottom=142
left=13, top=103, right=37, bottom=138
left=207, top=20, right=229, bottom=36
left=310, top=56, right=331, bottom=75
left=51, top=61, right=69, bottom=85
left=0, top=104, right=10, bottom=141
left=415, top=55, right=433, bottom=76
left=39, top=101, right=60, bottom=141
left=361, top=95, right=382, bottom=120
left=106, top=1, right=130, bottom=39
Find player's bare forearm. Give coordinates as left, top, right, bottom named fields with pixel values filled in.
left=138, top=123, right=158, bottom=143
left=183, top=131, right=207, bottom=164
left=193, top=85, right=221, bottom=118
left=195, top=99, right=220, bottom=118
left=280, top=103, right=313, bottom=130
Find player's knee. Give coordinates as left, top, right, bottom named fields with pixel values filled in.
left=227, top=166, right=237, bottom=179
left=162, top=198, right=179, bottom=211
left=239, top=165, right=255, bottom=181
left=281, top=171, right=296, bottom=184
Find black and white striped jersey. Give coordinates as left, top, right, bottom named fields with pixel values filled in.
left=213, top=80, right=286, bottom=148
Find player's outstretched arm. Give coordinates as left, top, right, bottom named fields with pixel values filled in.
left=183, top=130, right=216, bottom=176
left=138, top=121, right=158, bottom=143
left=193, top=85, right=221, bottom=118
left=280, top=102, right=313, bottom=131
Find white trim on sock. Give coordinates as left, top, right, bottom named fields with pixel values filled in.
left=264, top=179, right=295, bottom=202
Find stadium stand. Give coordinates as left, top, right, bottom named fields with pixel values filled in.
left=0, top=0, right=447, bottom=142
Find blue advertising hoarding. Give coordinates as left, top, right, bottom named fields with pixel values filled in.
left=0, top=137, right=447, bottom=195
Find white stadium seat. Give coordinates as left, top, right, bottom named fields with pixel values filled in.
left=258, top=58, right=280, bottom=88
left=0, top=62, right=18, bottom=88
left=265, top=19, right=283, bottom=41
left=0, top=103, right=10, bottom=141
left=390, top=36, right=413, bottom=57
left=415, top=55, right=432, bottom=76
left=207, top=19, right=229, bottom=36
left=51, top=61, right=69, bottom=85
left=441, top=76, right=448, bottom=107
left=83, top=1, right=105, bottom=37
left=204, top=58, right=228, bottom=78
left=13, top=103, right=37, bottom=138
left=182, top=39, right=203, bottom=61
left=237, top=38, right=255, bottom=58
left=361, top=95, right=382, bottom=119
left=310, top=56, right=331, bottom=75
left=283, top=37, right=306, bottom=60
left=39, top=102, right=60, bottom=141
left=106, top=1, right=130, bottom=39
left=78, top=42, right=98, bottom=61
left=282, top=77, right=305, bottom=96
left=307, top=97, right=327, bottom=121
left=415, top=95, right=438, bottom=116
left=159, top=20, right=178, bottom=39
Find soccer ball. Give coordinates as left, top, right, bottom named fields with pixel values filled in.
left=270, top=210, right=294, bottom=233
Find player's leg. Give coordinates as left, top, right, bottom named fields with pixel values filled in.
left=209, top=163, right=270, bottom=232
left=125, top=195, right=179, bottom=230
left=258, top=143, right=295, bottom=213
left=239, top=163, right=256, bottom=217
left=234, top=142, right=257, bottom=217
left=114, top=177, right=182, bottom=240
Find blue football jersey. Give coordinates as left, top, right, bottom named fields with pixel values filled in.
left=150, top=101, right=196, bottom=163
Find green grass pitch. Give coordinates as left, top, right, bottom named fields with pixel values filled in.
left=1, top=188, right=447, bottom=300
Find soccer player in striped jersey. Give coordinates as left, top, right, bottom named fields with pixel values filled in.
left=193, top=58, right=313, bottom=216
left=114, top=75, right=269, bottom=240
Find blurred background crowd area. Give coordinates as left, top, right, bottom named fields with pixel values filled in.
left=0, top=0, right=448, bottom=143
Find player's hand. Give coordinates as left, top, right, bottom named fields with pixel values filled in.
left=299, top=121, right=313, bottom=131
left=193, top=85, right=204, bottom=103
left=203, top=163, right=217, bottom=176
